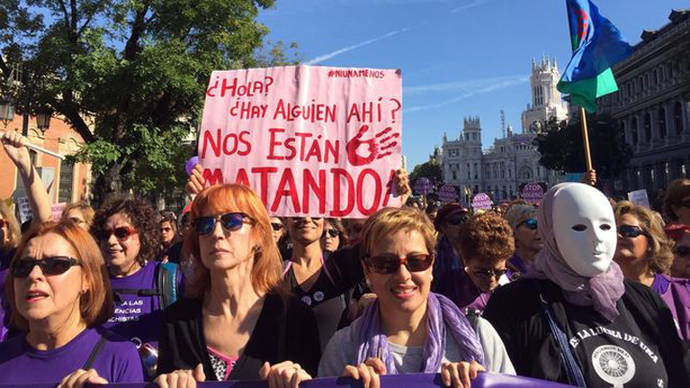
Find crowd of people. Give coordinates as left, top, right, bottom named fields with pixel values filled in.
left=0, top=130, right=689, bottom=387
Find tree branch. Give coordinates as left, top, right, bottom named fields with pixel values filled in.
left=48, top=93, right=95, bottom=144
left=77, top=0, right=109, bottom=36
left=56, top=0, right=72, bottom=32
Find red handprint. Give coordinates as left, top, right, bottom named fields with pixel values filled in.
left=346, top=125, right=400, bottom=166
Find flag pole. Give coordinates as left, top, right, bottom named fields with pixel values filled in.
left=579, top=107, right=593, bottom=171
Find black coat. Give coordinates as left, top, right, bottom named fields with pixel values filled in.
left=157, top=293, right=321, bottom=380
left=483, top=278, right=690, bottom=386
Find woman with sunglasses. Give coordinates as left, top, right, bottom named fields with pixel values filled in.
left=613, top=201, right=690, bottom=345
left=504, top=204, right=542, bottom=280
left=155, top=184, right=319, bottom=387
left=321, top=218, right=346, bottom=253
left=663, top=178, right=690, bottom=227
left=432, top=203, right=470, bottom=280
left=666, top=224, right=690, bottom=278
left=433, top=212, right=514, bottom=314
left=484, top=183, right=689, bottom=386
left=319, top=207, right=514, bottom=388
left=92, top=196, right=182, bottom=378
left=0, top=220, right=143, bottom=386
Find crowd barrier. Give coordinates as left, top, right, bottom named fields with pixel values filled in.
left=0, top=373, right=575, bottom=387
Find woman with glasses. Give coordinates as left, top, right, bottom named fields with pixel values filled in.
left=318, top=207, right=514, bottom=388
left=159, top=211, right=182, bottom=263
left=613, top=201, right=690, bottom=345
left=503, top=204, right=542, bottom=280
left=433, top=212, right=513, bottom=314
left=432, top=203, right=470, bottom=280
left=666, top=224, right=690, bottom=278
left=155, top=184, right=319, bottom=387
left=92, top=196, right=182, bottom=378
left=0, top=220, right=143, bottom=386
left=321, top=218, right=346, bottom=253
left=484, top=183, right=689, bottom=386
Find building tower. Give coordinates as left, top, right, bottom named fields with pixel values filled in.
left=521, top=56, right=569, bottom=133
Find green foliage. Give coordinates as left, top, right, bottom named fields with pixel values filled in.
left=410, top=159, right=443, bottom=186
left=534, top=115, right=633, bottom=180
left=0, top=0, right=297, bottom=201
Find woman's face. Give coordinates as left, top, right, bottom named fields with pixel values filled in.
left=614, top=213, right=649, bottom=265
left=270, top=217, right=285, bottom=243
left=65, top=209, right=88, bottom=230
left=99, top=212, right=141, bottom=273
left=13, top=233, right=85, bottom=326
left=671, top=233, right=690, bottom=278
left=160, top=221, right=176, bottom=244
left=198, top=212, right=256, bottom=272
left=672, top=196, right=690, bottom=226
left=464, top=257, right=508, bottom=293
left=514, top=218, right=543, bottom=253
left=286, top=217, right=324, bottom=246
left=366, top=228, right=432, bottom=316
left=321, top=222, right=340, bottom=253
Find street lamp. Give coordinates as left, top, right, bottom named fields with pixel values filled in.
left=0, top=96, right=14, bottom=126
left=36, top=106, right=52, bottom=134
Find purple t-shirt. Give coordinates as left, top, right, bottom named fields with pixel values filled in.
left=104, top=261, right=181, bottom=346
left=432, top=267, right=492, bottom=313
left=0, top=269, right=8, bottom=342
left=650, top=273, right=690, bottom=345
left=0, top=327, right=143, bottom=384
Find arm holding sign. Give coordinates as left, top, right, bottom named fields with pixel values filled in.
left=1, top=131, right=52, bottom=223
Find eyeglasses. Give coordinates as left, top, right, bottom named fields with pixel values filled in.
left=323, top=229, right=339, bottom=238
left=11, top=256, right=81, bottom=278
left=271, top=223, right=283, bottom=231
left=68, top=217, right=85, bottom=225
left=364, top=253, right=434, bottom=274
left=674, top=246, right=690, bottom=257
left=466, top=267, right=507, bottom=279
left=97, top=226, right=137, bottom=242
left=193, top=213, right=252, bottom=236
left=519, top=218, right=538, bottom=230
left=618, top=225, right=645, bottom=238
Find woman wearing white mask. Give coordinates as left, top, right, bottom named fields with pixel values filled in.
left=484, top=183, right=689, bottom=387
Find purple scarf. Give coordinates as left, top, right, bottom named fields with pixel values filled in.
left=352, top=292, right=484, bottom=373
left=529, top=183, right=625, bottom=322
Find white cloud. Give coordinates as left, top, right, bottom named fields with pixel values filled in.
left=304, top=28, right=410, bottom=65
left=450, top=0, right=493, bottom=13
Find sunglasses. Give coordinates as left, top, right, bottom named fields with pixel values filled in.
left=271, top=223, right=283, bottom=231
left=11, top=256, right=81, bottom=278
left=323, top=229, right=339, bottom=238
left=674, top=246, right=690, bottom=257
left=618, top=225, right=645, bottom=238
left=194, top=213, right=252, bottom=236
left=467, top=267, right=507, bottom=279
left=519, top=218, right=538, bottom=230
left=97, top=226, right=137, bottom=242
left=364, top=253, right=434, bottom=274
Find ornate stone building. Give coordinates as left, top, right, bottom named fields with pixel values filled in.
left=441, top=58, right=567, bottom=204
left=597, top=9, right=690, bottom=196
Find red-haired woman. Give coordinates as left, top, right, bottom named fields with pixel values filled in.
left=156, top=184, right=319, bottom=387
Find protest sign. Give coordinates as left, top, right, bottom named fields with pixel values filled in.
left=521, top=183, right=544, bottom=205
left=471, top=193, right=493, bottom=210
left=15, top=197, right=33, bottom=224
left=199, top=65, right=402, bottom=218
left=627, top=189, right=650, bottom=208
left=438, top=184, right=458, bottom=203
left=414, top=178, right=433, bottom=195
left=50, top=202, right=67, bottom=221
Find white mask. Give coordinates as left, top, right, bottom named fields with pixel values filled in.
left=551, top=184, right=617, bottom=277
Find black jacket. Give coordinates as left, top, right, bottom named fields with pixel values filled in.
left=483, top=278, right=689, bottom=386
left=157, top=293, right=321, bottom=379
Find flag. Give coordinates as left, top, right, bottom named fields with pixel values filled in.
left=557, top=0, right=633, bottom=112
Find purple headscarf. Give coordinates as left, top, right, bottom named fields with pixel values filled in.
left=529, top=183, right=625, bottom=322
left=352, top=292, right=484, bottom=373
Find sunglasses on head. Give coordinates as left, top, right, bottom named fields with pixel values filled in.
left=194, top=213, right=252, bottom=236
left=364, top=253, right=434, bottom=274
left=618, top=225, right=645, bottom=238
left=11, top=256, right=81, bottom=278
left=323, top=229, right=339, bottom=238
left=467, top=267, right=507, bottom=279
left=97, top=226, right=137, bottom=242
left=674, top=246, right=690, bottom=257
left=271, top=222, right=283, bottom=231
left=519, top=218, right=538, bottom=230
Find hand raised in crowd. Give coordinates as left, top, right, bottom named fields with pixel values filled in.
left=1, top=130, right=32, bottom=172
left=440, top=360, right=485, bottom=388
left=57, top=368, right=108, bottom=388
left=154, top=363, right=206, bottom=388
left=343, top=357, right=387, bottom=388
left=259, top=361, right=312, bottom=388
left=394, top=168, right=411, bottom=205
left=581, top=169, right=597, bottom=186
left=185, top=163, right=206, bottom=198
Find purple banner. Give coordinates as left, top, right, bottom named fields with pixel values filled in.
left=438, top=184, right=458, bottom=203
left=471, top=192, right=493, bottom=210
left=3, top=373, right=575, bottom=387
left=414, top=177, right=433, bottom=195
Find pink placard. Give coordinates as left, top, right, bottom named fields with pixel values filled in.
left=199, top=65, right=403, bottom=218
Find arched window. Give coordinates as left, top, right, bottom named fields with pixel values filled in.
left=658, top=107, right=666, bottom=138
left=644, top=113, right=652, bottom=142
left=674, top=102, right=683, bottom=135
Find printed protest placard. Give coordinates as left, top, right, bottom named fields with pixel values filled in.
left=627, top=189, right=650, bottom=208
left=51, top=203, right=67, bottom=221
left=16, top=197, right=33, bottom=224
left=438, top=184, right=458, bottom=203
left=521, top=183, right=544, bottom=205
left=472, top=193, right=493, bottom=210
left=199, top=65, right=402, bottom=218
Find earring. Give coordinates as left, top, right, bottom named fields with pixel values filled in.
left=365, top=277, right=372, bottom=288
